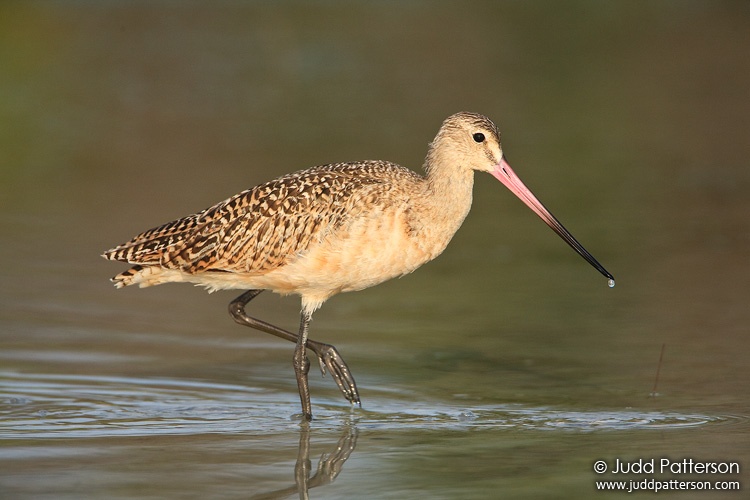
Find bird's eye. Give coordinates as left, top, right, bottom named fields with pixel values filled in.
left=472, top=132, right=485, bottom=143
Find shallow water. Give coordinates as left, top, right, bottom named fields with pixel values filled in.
left=2, top=1, right=749, bottom=498
left=2, top=370, right=746, bottom=499
left=2, top=371, right=732, bottom=439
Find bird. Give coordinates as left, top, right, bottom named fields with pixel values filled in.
left=103, top=111, right=614, bottom=420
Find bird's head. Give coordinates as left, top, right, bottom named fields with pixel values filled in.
left=425, top=111, right=503, bottom=176
left=427, top=111, right=615, bottom=286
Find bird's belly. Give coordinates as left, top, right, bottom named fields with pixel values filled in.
left=256, top=208, right=446, bottom=302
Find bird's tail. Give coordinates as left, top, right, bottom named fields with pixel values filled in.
left=109, top=264, right=172, bottom=288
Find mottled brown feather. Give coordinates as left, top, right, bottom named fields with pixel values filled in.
left=103, top=160, right=423, bottom=279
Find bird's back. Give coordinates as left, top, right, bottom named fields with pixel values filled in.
left=103, top=160, right=425, bottom=292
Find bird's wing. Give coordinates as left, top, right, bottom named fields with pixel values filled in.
left=102, top=161, right=417, bottom=275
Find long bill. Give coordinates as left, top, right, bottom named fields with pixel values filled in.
left=491, top=156, right=615, bottom=284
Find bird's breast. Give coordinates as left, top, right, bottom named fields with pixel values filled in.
left=255, top=199, right=457, bottom=299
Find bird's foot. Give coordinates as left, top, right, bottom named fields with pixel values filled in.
left=311, top=342, right=361, bottom=406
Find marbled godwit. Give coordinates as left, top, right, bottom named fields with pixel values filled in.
left=103, top=112, right=614, bottom=420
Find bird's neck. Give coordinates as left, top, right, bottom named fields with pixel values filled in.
left=423, top=139, right=475, bottom=212
left=405, top=155, right=475, bottom=260
left=426, top=158, right=474, bottom=218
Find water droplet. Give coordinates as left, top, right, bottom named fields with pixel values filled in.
left=608, top=279, right=616, bottom=288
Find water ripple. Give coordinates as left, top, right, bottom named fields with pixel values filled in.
left=1, top=371, right=744, bottom=439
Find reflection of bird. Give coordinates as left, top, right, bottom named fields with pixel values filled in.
left=103, top=112, right=614, bottom=420
left=247, top=426, right=358, bottom=500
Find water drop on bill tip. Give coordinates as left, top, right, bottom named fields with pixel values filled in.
left=608, top=279, right=616, bottom=288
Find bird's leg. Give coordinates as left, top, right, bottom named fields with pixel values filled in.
left=228, top=290, right=361, bottom=407
left=294, top=310, right=313, bottom=420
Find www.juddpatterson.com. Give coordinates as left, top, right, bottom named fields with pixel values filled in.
left=593, top=458, right=741, bottom=493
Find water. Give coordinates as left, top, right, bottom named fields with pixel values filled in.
left=608, top=279, right=615, bottom=288
left=2, top=2, right=749, bottom=498
left=1, top=371, right=725, bottom=439
left=2, top=370, right=745, bottom=498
